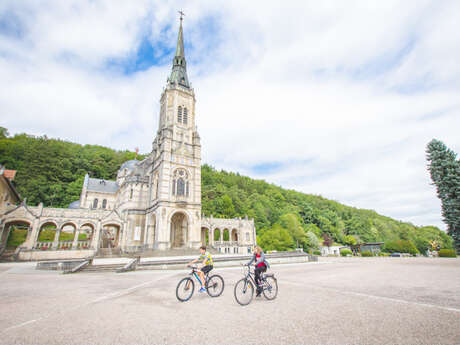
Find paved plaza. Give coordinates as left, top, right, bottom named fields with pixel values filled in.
left=0, top=257, right=459, bottom=345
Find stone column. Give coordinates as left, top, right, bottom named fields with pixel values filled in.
left=52, top=227, right=61, bottom=249
left=72, top=228, right=80, bottom=249
left=0, top=223, right=6, bottom=247
left=155, top=207, right=169, bottom=250
left=143, top=215, right=150, bottom=250
left=24, top=218, right=40, bottom=249
left=91, top=221, right=102, bottom=250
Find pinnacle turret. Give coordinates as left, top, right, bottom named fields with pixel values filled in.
left=168, top=17, right=190, bottom=88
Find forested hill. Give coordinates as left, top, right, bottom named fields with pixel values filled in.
left=0, top=130, right=453, bottom=254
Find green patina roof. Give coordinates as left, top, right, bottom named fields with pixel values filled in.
left=168, top=20, right=190, bottom=88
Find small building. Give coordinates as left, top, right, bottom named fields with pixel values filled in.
left=320, top=245, right=342, bottom=256
left=351, top=242, right=384, bottom=255
left=0, top=166, right=21, bottom=216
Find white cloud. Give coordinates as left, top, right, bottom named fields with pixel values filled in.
left=1, top=0, right=459, bottom=230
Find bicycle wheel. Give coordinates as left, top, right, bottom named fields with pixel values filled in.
left=206, top=274, right=224, bottom=297
left=262, top=276, right=278, bottom=300
left=176, top=277, right=194, bottom=302
left=234, top=278, right=254, bottom=306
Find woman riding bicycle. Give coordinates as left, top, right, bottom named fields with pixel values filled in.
left=247, top=245, right=270, bottom=297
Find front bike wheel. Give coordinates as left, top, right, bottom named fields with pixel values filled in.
left=262, top=276, right=278, bottom=300
left=234, top=278, right=254, bottom=306
left=176, top=277, right=194, bottom=302
left=206, top=274, right=224, bottom=297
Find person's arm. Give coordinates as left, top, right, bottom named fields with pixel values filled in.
left=247, top=254, right=255, bottom=265
left=188, top=258, right=199, bottom=266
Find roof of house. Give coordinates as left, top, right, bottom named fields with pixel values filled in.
left=0, top=174, right=21, bottom=201
left=3, top=169, right=16, bottom=181
left=86, top=178, right=119, bottom=194
left=68, top=200, right=81, bottom=209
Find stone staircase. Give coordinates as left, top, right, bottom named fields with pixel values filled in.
left=80, top=263, right=125, bottom=273
left=95, top=247, right=219, bottom=259
left=95, top=248, right=122, bottom=258
left=0, top=248, right=16, bottom=262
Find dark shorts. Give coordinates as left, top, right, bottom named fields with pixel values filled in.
left=200, top=265, right=213, bottom=274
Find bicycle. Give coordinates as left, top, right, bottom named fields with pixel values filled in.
left=176, top=265, right=225, bottom=302
left=234, top=264, right=278, bottom=306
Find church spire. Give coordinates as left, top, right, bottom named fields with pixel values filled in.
left=168, top=12, right=190, bottom=88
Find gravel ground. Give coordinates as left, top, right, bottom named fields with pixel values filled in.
left=0, top=257, right=459, bottom=345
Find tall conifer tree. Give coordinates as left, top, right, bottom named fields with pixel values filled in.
left=426, top=139, right=460, bottom=253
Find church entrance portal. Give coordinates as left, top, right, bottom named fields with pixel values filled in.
left=170, top=212, right=187, bottom=248
left=100, top=224, right=120, bottom=249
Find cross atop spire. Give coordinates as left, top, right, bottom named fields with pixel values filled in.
left=178, top=10, right=185, bottom=22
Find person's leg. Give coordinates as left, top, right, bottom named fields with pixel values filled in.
left=198, top=271, right=205, bottom=286
left=255, top=267, right=263, bottom=295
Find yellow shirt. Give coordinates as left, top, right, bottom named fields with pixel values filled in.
left=198, top=251, right=213, bottom=266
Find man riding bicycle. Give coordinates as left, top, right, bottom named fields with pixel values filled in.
left=188, top=246, right=213, bottom=293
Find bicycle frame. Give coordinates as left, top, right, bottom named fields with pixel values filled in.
left=242, top=265, right=257, bottom=291
left=188, top=266, right=207, bottom=287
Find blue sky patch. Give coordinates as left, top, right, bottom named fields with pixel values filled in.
left=104, top=24, right=176, bottom=75
left=0, top=10, right=24, bottom=39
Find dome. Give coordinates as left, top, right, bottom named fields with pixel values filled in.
left=119, top=160, right=139, bottom=173
left=68, top=200, right=80, bottom=209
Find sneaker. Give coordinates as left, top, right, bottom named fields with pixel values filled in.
left=199, top=287, right=206, bottom=293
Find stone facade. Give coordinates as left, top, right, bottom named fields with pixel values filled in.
left=0, top=19, right=257, bottom=259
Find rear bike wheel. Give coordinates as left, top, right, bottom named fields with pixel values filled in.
left=262, top=276, right=278, bottom=300
left=206, top=274, right=224, bottom=297
left=234, top=278, right=254, bottom=306
left=176, top=277, right=194, bottom=302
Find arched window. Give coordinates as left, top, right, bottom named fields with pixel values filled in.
left=172, top=169, right=190, bottom=198
left=93, top=198, right=98, bottom=208
left=183, top=108, right=188, bottom=125
left=177, top=178, right=185, bottom=196
left=130, top=188, right=133, bottom=200
left=102, top=199, right=107, bottom=209
left=177, top=106, right=182, bottom=123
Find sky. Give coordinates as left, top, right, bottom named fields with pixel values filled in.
left=1, top=1, right=459, bottom=230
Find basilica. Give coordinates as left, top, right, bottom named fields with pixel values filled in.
left=0, top=19, right=256, bottom=260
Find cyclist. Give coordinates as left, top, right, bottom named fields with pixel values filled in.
left=188, top=245, right=213, bottom=293
left=247, top=245, right=270, bottom=296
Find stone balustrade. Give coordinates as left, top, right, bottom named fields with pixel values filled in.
left=34, top=240, right=91, bottom=250
left=213, top=241, right=239, bottom=247
left=35, top=242, right=53, bottom=250
left=76, top=240, right=91, bottom=249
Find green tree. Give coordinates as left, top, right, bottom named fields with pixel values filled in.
left=278, top=213, right=307, bottom=248
left=0, top=127, right=9, bottom=139
left=305, top=231, right=320, bottom=250
left=426, top=139, right=460, bottom=253
left=258, top=224, right=295, bottom=251
left=344, top=235, right=357, bottom=246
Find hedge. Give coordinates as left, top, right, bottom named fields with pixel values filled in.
left=438, top=249, right=457, bottom=257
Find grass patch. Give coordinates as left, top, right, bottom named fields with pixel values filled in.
left=6, top=229, right=28, bottom=248
left=38, top=230, right=55, bottom=242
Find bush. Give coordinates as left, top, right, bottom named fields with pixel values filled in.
left=438, top=249, right=457, bottom=257
left=383, top=239, right=419, bottom=255
left=361, top=251, right=373, bottom=257
left=340, top=249, right=352, bottom=256
left=378, top=252, right=389, bottom=256
left=312, top=250, right=321, bottom=255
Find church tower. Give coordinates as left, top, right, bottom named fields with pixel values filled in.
left=147, top=16, right=202, bottom=250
